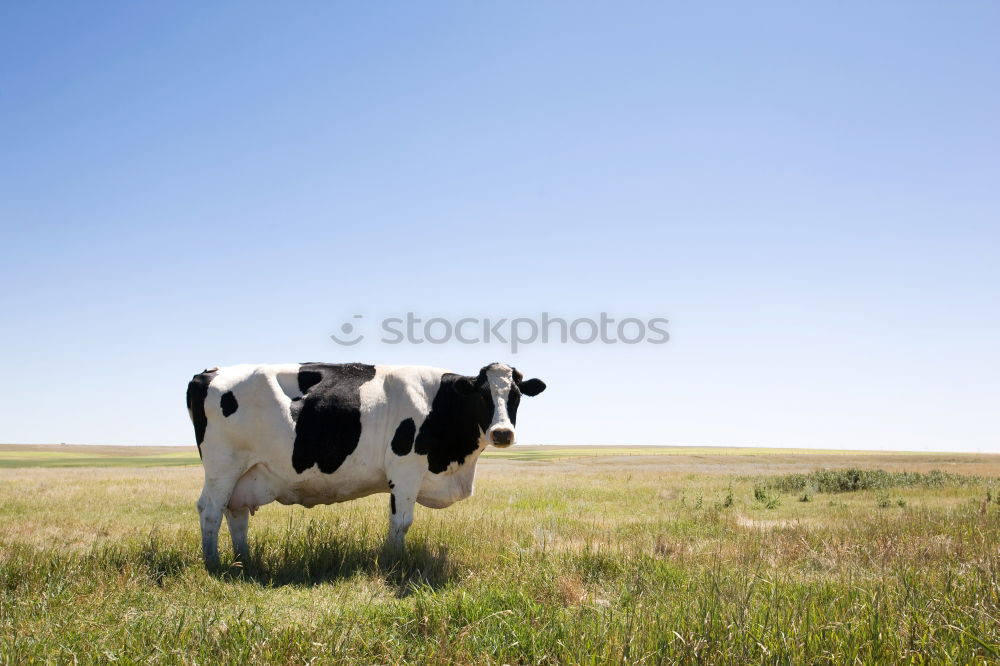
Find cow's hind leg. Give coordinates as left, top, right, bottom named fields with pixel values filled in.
left=384, top=469, right=422, bottom=552
left=387, top=493, right=416, bottom=550
left=197, top=472, right=241, bottom=569
left=197, top=487, right=223, bottom=569
left=225, top=506, right=251, bottom=564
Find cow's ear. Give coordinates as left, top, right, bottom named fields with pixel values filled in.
left=519, top=378, right=546, bottom=396
left=452, top=376, right=479, bottom=396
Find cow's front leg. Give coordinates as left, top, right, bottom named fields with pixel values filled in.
left=384, top=473, right=420, bottom=551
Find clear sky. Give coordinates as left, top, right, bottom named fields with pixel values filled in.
left=1, top=2, right=997, bottom=452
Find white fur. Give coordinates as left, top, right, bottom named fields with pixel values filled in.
left=484, top=365, right=516, bottom=444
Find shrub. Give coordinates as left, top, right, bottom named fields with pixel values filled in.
left=755, top=468, right=981, bottom=495
left=753, top=485, right=781, bottom=510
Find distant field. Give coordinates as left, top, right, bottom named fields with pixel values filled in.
left=2, top=445, right=999, bottom=663
left=0, top=443, right=953, bottom=468
left=0, top=445, right=199, bottom=468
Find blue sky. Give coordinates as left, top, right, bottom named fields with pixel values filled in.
left=1, top=2, right=997, bottom=451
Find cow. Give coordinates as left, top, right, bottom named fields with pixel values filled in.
left=185, top=362, right=546, bottom=568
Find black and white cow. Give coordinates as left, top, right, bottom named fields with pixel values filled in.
left=185, top=362, right=545, bottom=567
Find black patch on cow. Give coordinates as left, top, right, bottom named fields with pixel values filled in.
left=390, top=418, right=416, bottom=456
left=414, top=373, right=497, bottom=474
left=390, top=493, right=396, bottom=514
left=507, top=387, right=521, bottom=426
left=289, top=362, right=377, bottom=474
left=388, top=480, right=394, bottom=489
left=220, top=391, right=238, bottom=417
left=186, top=369, right=217, bottom=458
left=297, top=368, right=325, bottom=393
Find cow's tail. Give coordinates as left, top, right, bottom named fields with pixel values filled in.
left=185, top=368, right=218, bottom=459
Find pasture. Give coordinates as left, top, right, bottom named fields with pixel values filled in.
left=1, top=445, right=999, bottom=664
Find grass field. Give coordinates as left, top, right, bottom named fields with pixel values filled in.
left=2, top=446, right=999, bottom=664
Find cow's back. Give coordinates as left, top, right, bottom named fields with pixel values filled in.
left=186, top=363, right=448, bottom=508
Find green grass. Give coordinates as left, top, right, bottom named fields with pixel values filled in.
left=1, top=448, right=999, bottom=664
left=0, top=446, right=200, bottom=468
left=0, top=454, right=200, bottom=468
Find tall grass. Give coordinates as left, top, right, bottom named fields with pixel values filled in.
left=1, top=461, right=999, bottom=663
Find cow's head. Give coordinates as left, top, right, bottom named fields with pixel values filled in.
left=454, top=362, right=546, bottom=447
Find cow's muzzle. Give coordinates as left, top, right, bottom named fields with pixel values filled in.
left=490, top=427, right=515, bottom=447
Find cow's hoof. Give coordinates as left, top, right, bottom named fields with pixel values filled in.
left=381, top=541, right=405, bottom=562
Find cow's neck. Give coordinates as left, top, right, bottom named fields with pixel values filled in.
left=414, top=374, right=493, bottom=474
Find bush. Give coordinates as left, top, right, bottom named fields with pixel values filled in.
left=753, top=485, right=781, bottom=510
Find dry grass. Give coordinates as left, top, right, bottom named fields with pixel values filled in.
left=1, top=448, right=999, bottom=663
